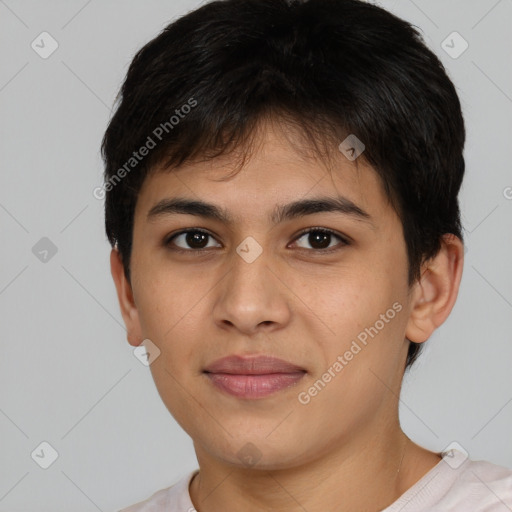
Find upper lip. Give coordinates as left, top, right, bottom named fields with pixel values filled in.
left=204, top=355, right=306, bottom=375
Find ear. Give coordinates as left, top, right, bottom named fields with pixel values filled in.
left=405, top=233, right=464, bottom=343
left=110, top=248, right=143, bottom=346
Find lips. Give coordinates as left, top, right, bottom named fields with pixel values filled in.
left=203, top=355, right=306, bottom=375
left=203, top=355, right=307, bottom=399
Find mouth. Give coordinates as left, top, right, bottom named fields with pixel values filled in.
left=204, top=354, right=306, bottom=374
left=203, top=354, right=307, bottom=399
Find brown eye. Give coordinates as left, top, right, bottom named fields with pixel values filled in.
left=292, top=228, right=349, bottom=252
left=165, top=229, right=221, bottom=251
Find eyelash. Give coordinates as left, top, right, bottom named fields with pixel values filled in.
left=163, top=227, right=350, bottom=255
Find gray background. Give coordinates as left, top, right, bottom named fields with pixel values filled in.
left=1, top=0, right=511, bottom=510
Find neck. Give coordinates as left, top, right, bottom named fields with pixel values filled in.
left=189, top=423, right=438, bottom=512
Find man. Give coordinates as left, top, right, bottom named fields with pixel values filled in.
left=102, top=0, right=512, bottom=510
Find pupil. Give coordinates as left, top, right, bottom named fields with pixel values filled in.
left=187, top=232, right=208, bottom=248
left=310, top=231, right=330, bottom=249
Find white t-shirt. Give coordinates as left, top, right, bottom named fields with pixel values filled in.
left=118, top=449, right=512, bottom=511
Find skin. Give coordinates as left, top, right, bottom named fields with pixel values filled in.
left=111, top=118, right=464, bottom=511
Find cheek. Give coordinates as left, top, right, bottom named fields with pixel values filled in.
left=133, top=265, right=209, bottom=353
left=132, top=259, right=197, bottom=336
left=305, top=264, right=408, bottom=374
left=304, top=268, right=390, bottom=329
left=308, top=306, right=407, bottom=426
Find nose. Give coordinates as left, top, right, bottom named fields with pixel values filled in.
left=212, top=244, right=292, bottom=336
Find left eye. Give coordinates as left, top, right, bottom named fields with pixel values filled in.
left=291, top=228, right=348, bottom=251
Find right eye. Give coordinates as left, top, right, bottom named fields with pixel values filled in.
left=164, top=229, right=222, bottom=252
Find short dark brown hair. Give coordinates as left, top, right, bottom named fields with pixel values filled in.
left=101, top=0, right=466, bottom=369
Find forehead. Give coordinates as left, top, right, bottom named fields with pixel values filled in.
left=135, top=120, right=390, bottom=224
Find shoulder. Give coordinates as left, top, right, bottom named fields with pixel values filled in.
left=118, top=486, right=173, bottom=512
left=117, top=470, right=198, bottom=512
left=450, top=458, right=512, bottom=506
left=387, top=450, right=512, bottom=512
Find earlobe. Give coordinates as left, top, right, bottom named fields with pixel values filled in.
left=405, top=234, right=464, bottom=343
left=110, top=248, right=143, bottom=346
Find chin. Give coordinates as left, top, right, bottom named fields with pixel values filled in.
left=201, top=433, right=309, bottom=471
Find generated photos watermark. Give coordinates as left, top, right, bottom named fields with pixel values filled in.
left=93, top=97, right=198, bottom=200
left=298, top=301, right=403, bottom=405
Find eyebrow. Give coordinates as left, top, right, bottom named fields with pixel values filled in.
left=147, top=196, right=373, bottom=226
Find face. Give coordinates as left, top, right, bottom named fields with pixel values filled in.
left=121, top=120, right=416, bottom=469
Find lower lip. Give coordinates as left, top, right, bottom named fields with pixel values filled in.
left=205, top=372, right=306, bottom=399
